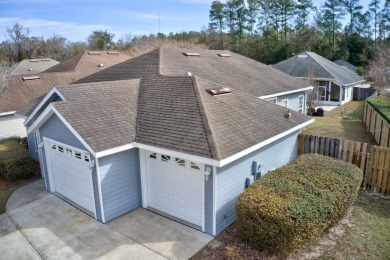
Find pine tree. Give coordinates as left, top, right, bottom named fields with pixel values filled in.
left=209, top=1, right=226, bottom=49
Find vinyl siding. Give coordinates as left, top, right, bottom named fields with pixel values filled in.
left=276, top=91, right=306, bottom=113
left=215, top=130, right=300, bottom=234
left=0, top=115, right=27, bottom=139
left=99, top=149, right=141, bottom=222
left=27, top=133, right=39, bottom=161
left=204, top=164, right=214, bottom=235
left=38, top=114, right=102, bottom=221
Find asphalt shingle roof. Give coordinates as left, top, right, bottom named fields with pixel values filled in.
left=29, top=48, right=312, bottom=159
left=334, top=60, right=358, bottom=73
left=273, top=52, right=364, bottom=86
left=11, top=59, right=59, bottom=75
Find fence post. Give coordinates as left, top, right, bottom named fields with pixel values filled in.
left=363, top=152, right=370, bottom=188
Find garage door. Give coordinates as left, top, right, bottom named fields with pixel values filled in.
left=146, top=152, right=204, bottom=227
left=47, top=140, right=95, bottom=213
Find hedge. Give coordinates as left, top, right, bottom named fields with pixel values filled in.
left=367, top=98, right=390, bottom=123
left=236, top=154, right=362, bottom=254
left=0, top=138, right=35, bottom=179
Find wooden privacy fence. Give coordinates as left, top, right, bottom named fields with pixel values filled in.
left=298, top=134, right=390, bottom=196
left=363, top=101, right=390, bottom=147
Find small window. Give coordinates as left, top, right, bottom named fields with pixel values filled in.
left=161, top=154, right=171, bottom=162
left=84, top=153, right=90, bottom=162
left=75, top=151, right=82, bottom=159
left=281, top=99, right=288, bottom=107
left=183, top=52, right=200, bottom=57
left=190, top=162, right=201, bottom=170
left=66, top=148, right=72, bottom=156
left=58, top=146, right=64, bottom=153
left=22, top=76, right=40, bottom=81
left=175, top=158, right=186, bottom=167
left=218, top=53, right=231, bottom=57
left=298, top=96, right=304, bottom=113
left=266, top=97, right=277, bottom=104
left=206, top=87, right=231, bottom=96
left=51, top=144, right=57, bottom=150
left=149, top=153, right=157, bottom=159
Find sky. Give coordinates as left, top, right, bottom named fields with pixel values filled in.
left=0, top=0, right=373, bottom=43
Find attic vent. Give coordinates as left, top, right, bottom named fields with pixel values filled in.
left=41, top=58, right=51, bottom=61
left=183, top=52, right=200, bottom=57
left=28, top=68, right=32, bottom=71
left=88, top=51, right=101, bottom=55
left=30, top=59, right=39, bottom=62
left=98, top=64, right=104, bottom=67
left=185, top=72, right=192, bottom=77
left=22, top=76, right=40, bottom=81
left=218, top=53, right=231, bottom=57
left=298, top=54, right=307, bottom=58
left=107, top=51, right=119, bottom=55
left=206, top=87, right=231, bottom=96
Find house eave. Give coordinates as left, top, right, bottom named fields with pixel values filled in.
left=259, top=86, right=313, bottom=99
left=0, top=111, right=16, bottom=116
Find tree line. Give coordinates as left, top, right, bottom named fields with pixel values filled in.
left=208, top=0, right=390, bottom=67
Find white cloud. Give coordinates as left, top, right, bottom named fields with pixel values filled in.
left=0, top=17, right=113, bottom=42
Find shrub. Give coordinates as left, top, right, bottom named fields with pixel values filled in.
left=0, top=138, right=34, bottom=179
left=236, top=154, right=362, bottom=254
left=367, top=98, right=390, bottom=123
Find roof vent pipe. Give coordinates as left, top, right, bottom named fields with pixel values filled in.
left=98, top=64, right=104, bottom=67
left=185, top=72, right=192, bottom=77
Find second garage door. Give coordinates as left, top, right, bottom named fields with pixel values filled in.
left=146, top=152, right=204, bottom=228
left=46, top=140, right=95, bottom=213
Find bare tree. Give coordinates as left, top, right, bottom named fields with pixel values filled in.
left=366, top=44, right=390, bottom=98
left=0, top=60, right=10, bottom=94
left=305, top=64, right=320, bottom=115
left=6, top=23, right=29, bottom=62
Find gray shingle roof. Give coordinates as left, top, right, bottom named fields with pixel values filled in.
left=334, top=60, right=358, bottom=73
left=54, top=80, right=139, bottom=152
left=11, top=59, right=59, bottom=75
left=29, top=48, right=313, bottom=159
left=273, top=52, right=364, bottom=86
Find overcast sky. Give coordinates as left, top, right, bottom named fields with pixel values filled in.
left=0, top=0, right=372, bottom=43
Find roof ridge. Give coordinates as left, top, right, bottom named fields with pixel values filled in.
left=192, top=76, right=220, bottom=160
left=304, top=52, right=335, bottom=80
left=73, top=50, right=87, bottom=72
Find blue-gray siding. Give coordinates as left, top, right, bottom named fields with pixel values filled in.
left=215, top=130, right=300, bottom=234
left=27, top=133, right=39, bottom=161
left=38, top=114, right=102, bottom=221
left=204, top=165, right=214, bottom=235
left=99, top=149, right=141, bottom=222
left=276, top=92, right=306, bottom=112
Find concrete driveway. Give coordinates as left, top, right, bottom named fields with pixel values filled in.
left=0, top=179, right=212, bottom=260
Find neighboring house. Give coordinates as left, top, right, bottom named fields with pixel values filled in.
left=274, top=52, right=366, bottom=106
left=0, top=51, right=129, bottom=144
left=19, top=48, right=313, bottom=236
left=334, top=60, right=357, bottom=73
left=10, top=58, right=60, bottom=75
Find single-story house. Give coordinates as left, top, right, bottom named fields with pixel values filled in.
left=19, top=48, right=314, bottom=236
left=273, top=52, right=366, bottom=106
left=0, top=51, right=129, bottom=142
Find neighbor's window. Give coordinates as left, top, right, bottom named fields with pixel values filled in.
left=298, top=96, right=304, bottom=113
left=266, top=97, right=277, bottom=104
left=281, top=99, right=288, bottom=107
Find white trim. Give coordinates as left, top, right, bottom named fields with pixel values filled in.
left=265, top=97, right=277, bottom=104
left=298, top=95, right=304, bottom=113
left=96, top=143, right=136, bottom=158
left=14, top=113, right=28, bottom=119
left=202, top=166, right=205, bottom=232
left=27, top=104, right=96, bottom=157
left=95, top=158, right=106, bottom=223
left=281, top=99, right=289, bottom=108
left=43, top=138, right=55, bottom=193
left=212, top=165, right=217, bottom=236
left=0, top=111, right=16, bottom=116
left=139, top=149, right=149, bottom=208
left=24, top=87, right=66, bottom=126
left=259, top=86, right=313, bottom=99
left=218, top=119, right=314, bottom=167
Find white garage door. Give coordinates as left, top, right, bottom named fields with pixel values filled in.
left=47, top=140, right=95, bottom=213
left=146, top=152, right=204, bottom=227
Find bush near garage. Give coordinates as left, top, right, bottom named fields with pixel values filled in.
left=0, top=138, right=34, bottom=179
left=236, top=154, right=362, bottom=254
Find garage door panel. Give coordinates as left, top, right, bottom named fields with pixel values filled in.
left=146, top=153, right=203, bottom=227
left=47, top=140, right=94, bottom=213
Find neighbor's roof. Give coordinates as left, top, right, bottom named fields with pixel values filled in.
left=11, top=58, right=59, bottom=75
left=0, top=51, right=130, bottom=113
left=273, top=52, right=364, bottom=86
left=76, top=48, right=309, bottom=97
left=24, top=49, right=312, bottom=160
left=334, top=60, right=358, bottom=73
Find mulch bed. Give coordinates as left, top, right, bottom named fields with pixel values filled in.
left=0, top=161, right=42, bottom=191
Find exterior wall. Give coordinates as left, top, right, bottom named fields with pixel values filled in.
left=342, top=85, right=354, bottom=104
left=0, top=115, right=27, bottom=139
left=215, top=130, right=300, bottom=234
left=204, top=165, right=214, bottom=235
left=27, top=133, right=39, bottom=161
left=98, top=149, right=142, bottom=223
left=265, top=91, right=306, bottom=113
left=38, top=114, right=102, bottom=221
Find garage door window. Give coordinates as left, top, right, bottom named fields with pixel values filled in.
left=161, top=154, right=171, bottom=162
left=146, top=151, right=202, bottom=171
left=175, top=158, right=186, bottom=167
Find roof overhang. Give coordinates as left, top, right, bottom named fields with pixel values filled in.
left=24, top=87, right=66, bottom=126
left=259, top=86, right=314, bottom=99
left=0, top=111, right=16, bottom=116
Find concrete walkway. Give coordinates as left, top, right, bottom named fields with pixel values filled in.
left=1, top=179, right=212, bottom=259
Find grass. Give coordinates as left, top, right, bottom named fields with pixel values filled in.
left=367, top=98, right=390, bottom=123
left=0, top=190, right=13, bottom=214
left=303, top=101, right=376, bottom=144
